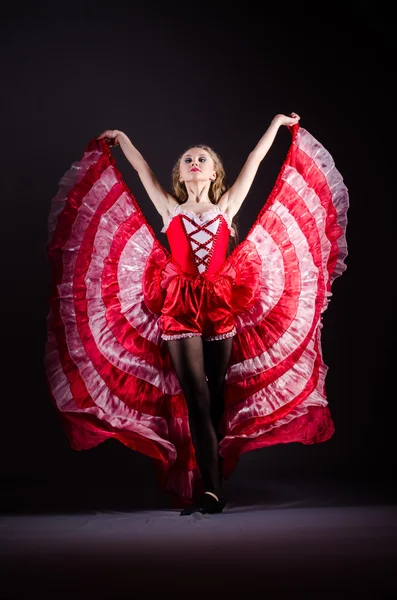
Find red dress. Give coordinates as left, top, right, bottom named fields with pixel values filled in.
left=45, top=124, right=349, bottom=504
left=147, top=203, right=238, bottom=341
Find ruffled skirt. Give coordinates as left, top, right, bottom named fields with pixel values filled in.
left=45, top=124, right=349, bottom=504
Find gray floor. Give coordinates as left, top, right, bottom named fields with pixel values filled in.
left=1, top=478, right=396, bottom=599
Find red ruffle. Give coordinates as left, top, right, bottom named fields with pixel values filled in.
left=227, top=239, right=263, bottom=313
left=142, top=235, right=263, bottom=319
left=45, top=124, right=349, bottom=505
left=142, top=241, right=170, bottom=315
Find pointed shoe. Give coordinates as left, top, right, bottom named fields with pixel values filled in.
left=180, top=493, right=226, bottom=516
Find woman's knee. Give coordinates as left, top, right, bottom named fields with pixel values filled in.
left=207, top=374, right=226, bottom=393
left=182, top=378, right=212, bottom=416
left=181, top=368, right=207, bottom=393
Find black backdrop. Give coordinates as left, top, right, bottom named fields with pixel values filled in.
left=1, top=1, right=395, bottom=506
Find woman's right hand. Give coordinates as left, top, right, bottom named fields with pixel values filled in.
left=273, top=113, right=300, bottom=127
left=96, top=129, right=122, bottom=147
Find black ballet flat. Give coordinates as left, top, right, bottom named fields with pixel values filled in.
left=180, top=492, right=226, bottom=516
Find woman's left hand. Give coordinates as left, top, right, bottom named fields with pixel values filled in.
left=273, top=112, right=301, bottom=127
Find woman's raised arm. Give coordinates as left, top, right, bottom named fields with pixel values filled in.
left=220, top=113, right=300, bottom=220
left=97, top=129, right=176, bottom=219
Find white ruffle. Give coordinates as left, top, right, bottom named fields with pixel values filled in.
left=296, top=127, right=349, bottom=283
left=226, top=337, right=318, bottom=428
left=117, top=224, right=163, bottom=344
left=220, top=392, right=329, bottom=456
left=47, top=150, right=102, bottom=243
left=204, top=328, right=237, bottom=341
left=44, top=313, right=177, bottom=461
left=227, top=126, right=348, bottom=384
left=161, top=204, right=236, bottom=237
left=161, top=332, right=202, bottom=341
left=228, top=204, right=319, bottom=382
left=52, top=163, right=182, bottom=397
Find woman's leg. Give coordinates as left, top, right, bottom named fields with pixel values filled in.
left=203, top=337, right=233, bottom=441
left=167, top=336, right=221, bottom=497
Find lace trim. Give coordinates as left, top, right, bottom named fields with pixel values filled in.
left=161, top=204, right=235, bottom=237
left=161, top=332, right=202, bottom=340
left=204, top=328, right=237, bottom=341
left=161, top=328, right=237, bottom=341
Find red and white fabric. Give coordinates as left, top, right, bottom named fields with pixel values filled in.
left=45, top=124, right=349, bottom=504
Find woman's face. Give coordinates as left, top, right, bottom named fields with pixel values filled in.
left=179, top=148, right=216, bottom=184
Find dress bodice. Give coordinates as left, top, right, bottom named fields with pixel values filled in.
left=161, top=204, right=235, bottom=277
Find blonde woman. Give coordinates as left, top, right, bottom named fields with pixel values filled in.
left=45, top=113, right=348, bottom=515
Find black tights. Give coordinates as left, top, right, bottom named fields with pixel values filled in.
left=167, top=335, right=233, bottom=496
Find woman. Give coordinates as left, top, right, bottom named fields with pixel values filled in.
left=45, top=113, right=348, bottom=515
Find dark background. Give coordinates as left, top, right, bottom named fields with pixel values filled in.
left=1, top=1, right=395, bottom=508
